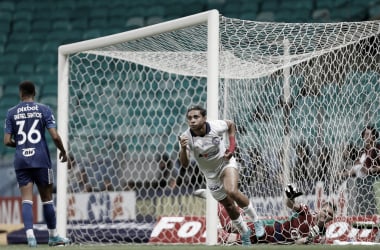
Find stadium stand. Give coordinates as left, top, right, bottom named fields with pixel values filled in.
left=0, top=0, right=379, bottom=175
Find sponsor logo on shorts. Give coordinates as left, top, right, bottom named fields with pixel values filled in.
left=208, top=184, right=221, bottom=192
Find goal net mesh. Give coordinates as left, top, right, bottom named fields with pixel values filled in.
left=64, top=16, right=380, bottom=244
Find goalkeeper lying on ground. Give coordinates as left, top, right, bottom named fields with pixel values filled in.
left=194, top=184, right=336, bottom=244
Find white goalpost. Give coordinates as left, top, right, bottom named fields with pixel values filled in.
left=56, top=9, right=380, bottom=245
left=57, top=9, right=220, bottom=245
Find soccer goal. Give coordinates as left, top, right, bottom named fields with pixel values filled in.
left=57, top=9, right=380, bottom=245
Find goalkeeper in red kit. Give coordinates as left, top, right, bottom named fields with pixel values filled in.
left=196, top=184, right=336, bottom=244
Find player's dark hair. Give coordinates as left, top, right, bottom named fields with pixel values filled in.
left=19, top=81, right=36, bottom=97
left=187, top=105, right=206, bottom=117
left=361, top=124, right=379, bottom=140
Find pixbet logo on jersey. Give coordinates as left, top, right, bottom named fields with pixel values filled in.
left=17, top=104, right=39, bottom=113
left=149, top=216, right=206, bottom=243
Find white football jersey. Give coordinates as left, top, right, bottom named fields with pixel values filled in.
left=181, top=120, right=233, bottom=179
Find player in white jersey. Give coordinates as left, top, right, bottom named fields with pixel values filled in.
left=179, top=105, right=264, bottom=245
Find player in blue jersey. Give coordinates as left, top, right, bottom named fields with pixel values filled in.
left=3, top=81, right=71, bottom=247
left=179, top=105, right=264, bottom=246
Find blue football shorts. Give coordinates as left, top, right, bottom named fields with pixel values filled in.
left=15, top=168, right=54, bottom=187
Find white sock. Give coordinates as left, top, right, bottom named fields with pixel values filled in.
left=49, top=229, right=58, bottom=237
left=231, top=214, right=249, bottom=234
left=26, top=229, right=35, bottom=238
left=243, top=201, right=258, bottom=222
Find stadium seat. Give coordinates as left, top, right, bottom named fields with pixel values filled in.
left=330, top=6, right=367, bottom=21
left=39, top=96, right=57, bottom=111
left=240, top=12, right=257, bottom=21
left=35, top=63, right=55, bottom=74
left=13, top=10, right=33, bottom=21
left=32, top=19, right=51, bottom=31
left=8, top=32, right=30, bottom=43
left=261, top=0, right=279, bottom=11
left=0, top=33, right=6, bottom=45
left=52, top=20, right=72, bottom=31
left=70, top=18, right=88, bottom=30
left=55, top=0, right=76, bottom=10
left=26, top=32, right=46, bottom=43
left=13, top=20, right=32, bottom=32
left=256, top=11, right=275, bottom=21
left=15, top=63, right=34, bottom=74
left=46, top=31, right=70, bottom=42
left=109, top=0, right=130, bottom=9
left=0, top=75, right=22, bottom=86
left=16, top=52, right=38, bottom=66
left=89, top=8, right=108, bottom=19
left=280, top=0, right=314, bottom=11
left=125, top=17, right=145, bottom=30
left=22, top=41, right=42, bottom=52
left=0, top=144, right=14, bottom=159
left=146, top=16, right=164, bottom=26
left=275, top=9, right=311, bottom=22
left=221, top=2, right=239, bottom=17
left=0, top=95, right=18, bottom=109
left=163, top=3, right=184, bottom=19
left=241, top=1, right=260, bottom=13
left=369, top=3, right=380, bottom=19
left=0, top=1, right=15, bottom=12
left=108, top=18, right=128, bottom=31
left=36, top=54, right=56, bottom=64
left=0, top=24, right=10, bottom=38
left=82, top=29, right=102, bottom=40
left=62, top=30, right=84, bottom=43
left=53, top=9, right=74, bottom=21
left=316, top=0, right=342, bottom=9
left=149, top=5, right=166, bottom=17
left=207, top=0, right=226, bottom=10
left=0, top=63, right=15, bottom=74
left=41, top=41, right=61, bottom=53
left=312, top=9, right=331, bottom=22
left=16, top=1, right=34, bottom=11
left=0, top=9, right=12, bottom=23
left=89, top=18, right=108, bottom=28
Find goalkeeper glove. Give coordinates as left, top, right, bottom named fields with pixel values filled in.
left=305, top=225, right=320, bottom=243
left=285, top=184, right=303, bottom=200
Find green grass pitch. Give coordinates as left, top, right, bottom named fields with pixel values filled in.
left=1, top=244, right=380, bottom=250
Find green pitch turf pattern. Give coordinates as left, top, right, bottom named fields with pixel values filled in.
left=1, top=244, right=380, bottom=250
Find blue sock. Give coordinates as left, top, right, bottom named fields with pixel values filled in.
left=22, top=200, right=34, bottom=231
left=42, top=201, right=56, bottom=229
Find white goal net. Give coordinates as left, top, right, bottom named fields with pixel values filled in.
left=58, top=10, right=380, bottom=244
